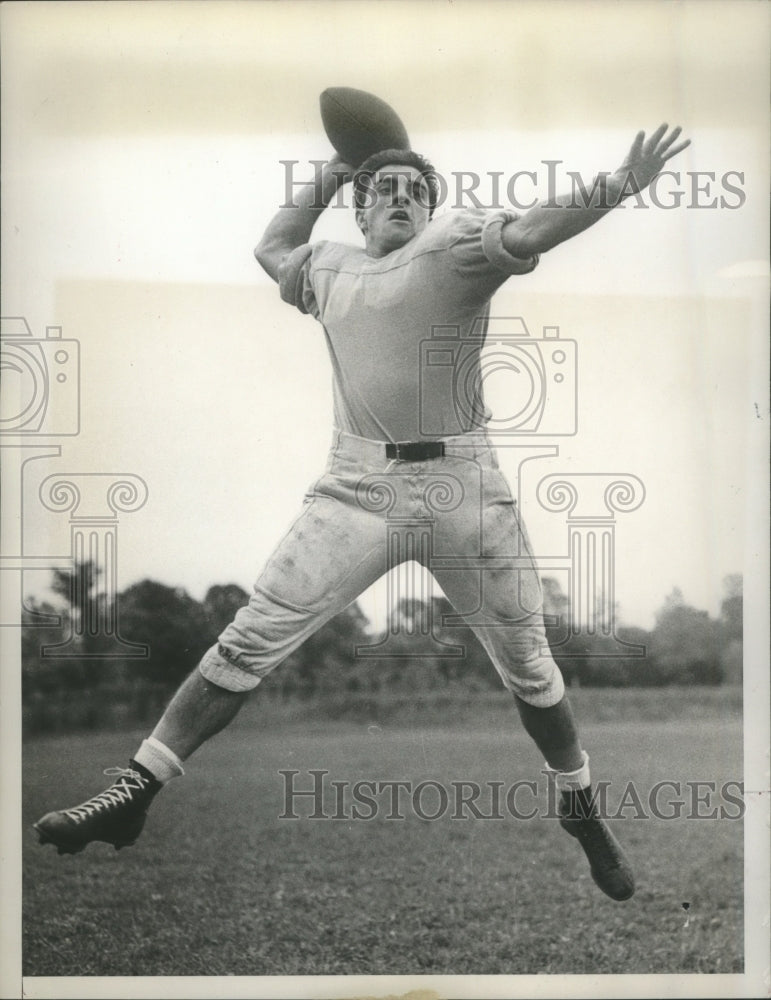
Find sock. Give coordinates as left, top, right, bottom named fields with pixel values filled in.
left=564, top=784, right=598, bottom=819
left=134, top=736, right=185, bottom=784
left=543, top=751, right=601, bottom=819
left=545, top=750, right=591, bottom=792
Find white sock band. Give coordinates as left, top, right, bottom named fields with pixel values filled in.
left=134, top=736, right=185, bottom=784
left=545, top=751, right=591, bottom=792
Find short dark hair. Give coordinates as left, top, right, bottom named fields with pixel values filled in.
left=353, top=149, right=439, bottom=215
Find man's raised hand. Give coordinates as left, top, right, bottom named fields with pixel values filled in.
left=613, top=124, right=691, bottom=196
left=326, top=152, right=355, bottom=179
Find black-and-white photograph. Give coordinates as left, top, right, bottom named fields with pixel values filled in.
left=2, top=2, right=768, bottom=998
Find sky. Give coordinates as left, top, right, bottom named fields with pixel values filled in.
left=1, top=0, right=768, bottom=635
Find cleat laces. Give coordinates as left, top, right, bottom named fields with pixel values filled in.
left=62, top=767, right=151, bottom=823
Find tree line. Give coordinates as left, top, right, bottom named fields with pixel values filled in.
left=21, top=564, right=742, bottom=733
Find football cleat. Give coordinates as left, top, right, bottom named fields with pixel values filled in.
left=34, top=762, right=161, bottom=855
left=559, top=789, right=635, bottom=901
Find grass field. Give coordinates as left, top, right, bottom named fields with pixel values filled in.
left=22, top=688, right=743, bottom=977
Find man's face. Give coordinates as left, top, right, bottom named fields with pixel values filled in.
left=356, top=163, right=431, bottom=257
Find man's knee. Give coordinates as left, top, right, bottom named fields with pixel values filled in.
left=493, top=645, right=566, bottom=708
left=198, top=644, right=266, bottom=693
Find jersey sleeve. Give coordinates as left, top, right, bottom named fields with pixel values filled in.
left=277, top=243, right=320, bottom=319
left=448, top=208, right=539, bottom=279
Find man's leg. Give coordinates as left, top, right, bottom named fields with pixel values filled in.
left=149, top=669, right=249, bottom=762
left=32, top=669, right=244, bottom=856
left=35, top=455, right=389, bottom=855
left=433, top=452, right=634, bottom=901
left=507, top=685, right=633, bottom=895
left=512, top=691, right=583, bottom=772
left=437, top=573, right=634, bottom=900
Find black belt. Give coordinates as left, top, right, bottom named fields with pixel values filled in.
left=385, top=441, right=446, bottom=461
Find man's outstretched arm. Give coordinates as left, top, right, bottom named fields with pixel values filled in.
left=255, top=154, right=354, bottom=282
left=502, top=124, right=690, bottom=258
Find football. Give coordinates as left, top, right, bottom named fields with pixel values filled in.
left=320, top=87, right=410, bottom=169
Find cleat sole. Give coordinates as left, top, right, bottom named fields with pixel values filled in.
left=34, top=820, right=137, bottom=855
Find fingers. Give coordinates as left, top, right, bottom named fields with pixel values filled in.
left=629, top=130, right=645, bottom=158
left=661, top=138, right=691, bottom=162
left=636, top=124, right=690, bottom=162
left=644, top=123, right=670, bottom=154
left=650, top=124, right=690, bottom=156
left=658, top=125, right=682, bottom=153
left=328, top=152, right=355, bottom=175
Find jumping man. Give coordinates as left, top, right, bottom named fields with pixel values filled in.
left=35, top=124, right=690, bottom=902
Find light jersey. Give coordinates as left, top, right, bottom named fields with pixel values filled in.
left=278, top=208, right=538, bottom=442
